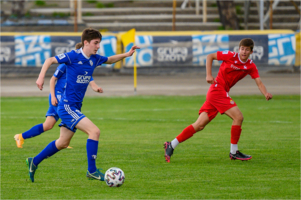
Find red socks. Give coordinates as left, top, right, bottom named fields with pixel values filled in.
left=231, top=125, right=242, bottom=144
left=176, top=125, right=196, bottom=143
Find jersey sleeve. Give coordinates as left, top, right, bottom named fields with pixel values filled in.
left=53, top=64, right=66, bottom=79
left=216, top=50, right=236, bottom=61
left=248, top=64, right=260, bottom=79
left=96, top=55, right=108, bottom=66
left=90, top=76, right=94, bottom=82
left=55, top=51, right=75, bottom=64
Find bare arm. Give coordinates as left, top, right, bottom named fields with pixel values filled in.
left=89, top=80, right=103, bottom=93
left=50, top=76, right=58, bottom=106
left=205, top=53, right=218, bottom=84
left=36, top=57, right=58, bottom=90
left=105, top=45, right=140, bottom=64
left=254, top=77, right=273, bottom=100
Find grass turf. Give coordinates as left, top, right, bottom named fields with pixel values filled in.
left=1, top=95, right=300, bottom=199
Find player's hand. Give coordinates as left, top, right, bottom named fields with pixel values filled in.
left=265, top=93, right=273, bottom=101
left=51, top=96, right=58, bottom=106
left=206, top=75, right=215, bottom=84
left=127, top=45, right=140, bottom=57
left=94, top=87, right=103, bottom=93
left=36, top=76, right=44, bottom=90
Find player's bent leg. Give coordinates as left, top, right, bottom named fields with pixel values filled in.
left=55, top=127, right=75, bottom=150
left=14, top=117, right=57, bottom=149
left=42, top=116, right=57, bottom=131
left=164, top=112, right=211, bottom=163
left=224, top=106, right=244, bottom=126
left=224, top=106, right=251, bottom=160
left=192, top=112, right=210, bottom=131
left=75, top=117, right=100, bottom=141
left=75, top=117, right=104, bottom=180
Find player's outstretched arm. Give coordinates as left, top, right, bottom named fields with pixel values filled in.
left=105, top=45, right=140, bottom=64
left=50, top=76, right=58, bottom=106
left=254, top=77, right=273, bottom=101
left=36, top=57, right=58, bottom=90
left=206, top=53, right=217, bottom=84
left=89, top=80, right=103, bottom=93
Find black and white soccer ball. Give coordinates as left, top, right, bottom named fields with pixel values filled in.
left=104, top=167, right=125, bottom=187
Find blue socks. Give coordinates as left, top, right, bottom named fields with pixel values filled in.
left=86, top=139, right=99, bottom=173
left=31, top=139, right=99, bottom=172
left=22, top=123, right=44, bottom=139
left=33, top=140, right=59, bottom=166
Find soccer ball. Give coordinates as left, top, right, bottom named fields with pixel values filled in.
left=104, top=167, right=125, bottom=187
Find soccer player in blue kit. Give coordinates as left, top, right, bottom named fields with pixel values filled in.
left=14, top=43, right=101, bottom=149
left=27, top=28, right=139, bottom=182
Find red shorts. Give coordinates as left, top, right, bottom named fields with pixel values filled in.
left=199, top=84, right=237, bottom=121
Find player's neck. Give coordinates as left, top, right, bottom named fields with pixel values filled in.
left=81, top=48, right=91, bottom=58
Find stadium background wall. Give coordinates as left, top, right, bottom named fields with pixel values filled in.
left=0, top=30, right=299, bottom=76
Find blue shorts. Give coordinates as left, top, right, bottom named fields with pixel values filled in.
left=57, top=101, right=85, bottom=132
left=45, top=94, right=59, bottom=121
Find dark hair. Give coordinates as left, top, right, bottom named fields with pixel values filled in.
left=75, top=42, right=82, bottom=49
left=239, top=38, right=254, bottom=51
left=81, top=28, right=102, bottom=46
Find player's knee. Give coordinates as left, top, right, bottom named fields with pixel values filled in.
left=195, top=125, right=204, bottom=132
left=89, top=128, right=100, bottom=139
left=43, top=123, right=54, bottom=131
left=193, top=123, right=206, bottom=132
left=235, top=114, right=244, bottom=124
left=56, top=141, right=69, bottom=150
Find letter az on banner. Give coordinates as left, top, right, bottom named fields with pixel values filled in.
left=121, top=28, right=137, bottom=94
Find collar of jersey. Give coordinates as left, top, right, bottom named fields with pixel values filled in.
left=80, top=48, right=90, bottom=59
left=237, top=53, right=248, bottom=64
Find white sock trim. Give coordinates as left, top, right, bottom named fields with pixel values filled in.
left=171, top=138, right=179, bottom=149
left=230, top=144, right=238, bottom=154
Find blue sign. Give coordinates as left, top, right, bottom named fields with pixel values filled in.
left=97, top=35, right=117, bottom=67
left=15, top=35, right=51, bottom=66
left=229, top=35, right=269, bottom=64
left=192, top=34, right=229, bottom=66
left=124, top=35, right=153, bottom=67
left=268, top=34, right=295, bottom=65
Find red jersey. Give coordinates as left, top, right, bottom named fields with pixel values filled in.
left=215, top=50, right=260, bottom=92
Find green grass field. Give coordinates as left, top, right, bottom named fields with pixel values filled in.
left=1, top=95, right=300, bottom=199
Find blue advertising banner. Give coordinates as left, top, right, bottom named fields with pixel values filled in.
left=268, top=34, right=295, bottom=65
left=124, top=35, right=153, bottom=67
left=15, top=35, right=51, bottom=67
left=0, top=36, right=15, bottom=65
left=192, top=34, right=229, bottom=66
left=229, top=35, right=269, bottom=64
left=97, top=35, right=117, bottom=67
left=51, top=36, right=81, bottom=56
left=152, top=36, right=192, bottom=66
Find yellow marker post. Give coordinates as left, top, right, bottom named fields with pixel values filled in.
left=121, top=28, right=136, bottom=94
left=133, top=49, right=137, bottom=94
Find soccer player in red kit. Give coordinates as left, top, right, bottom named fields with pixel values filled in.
left=164, top=38, right=273, bottom=162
